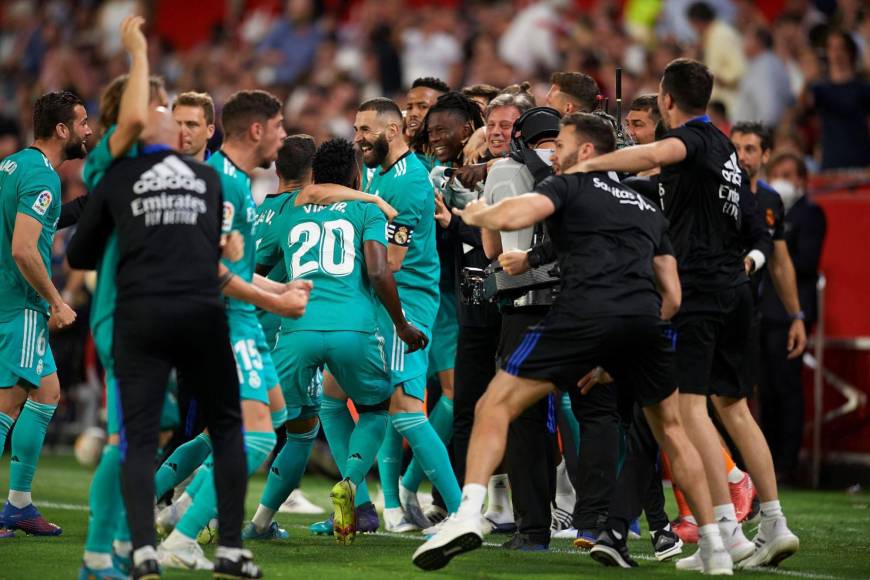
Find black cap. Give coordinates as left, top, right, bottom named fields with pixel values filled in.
left=514, top=107, right=561, bottom=146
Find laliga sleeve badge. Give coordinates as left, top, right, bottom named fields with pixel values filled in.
left=765, top=208, right=775, bottom=227
left=222, top=201, right=235, bottom=231
left=32, top=190, right=53, bottom=216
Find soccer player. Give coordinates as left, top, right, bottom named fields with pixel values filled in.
left=404, top=77, right=450, bottom=158
left=172, top=91, right=216, bottom=161
left=561, top=58, right=798, bottom=570
left=351, top=97, right=460, bottom=533
left=545, top=72, right=600, bottom=116
left=246, top=138, right=427, bottom=544
left=413, top=112, right=731, bottom=575
left=156, top=90, right=293, bottom=570
left=0, top=90, right=91, bottom=539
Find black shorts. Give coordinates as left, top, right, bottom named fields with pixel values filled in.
left=671, top=284, right=753, bottom=398
left=743, top=311, right=762, bottom=389
left=502, top=315, right=676, bottom=408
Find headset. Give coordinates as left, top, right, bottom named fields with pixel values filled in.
left=508, top=106, right=562, bottom=164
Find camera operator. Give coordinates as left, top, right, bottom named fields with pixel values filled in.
left=480, top=101, right=559, bottom=550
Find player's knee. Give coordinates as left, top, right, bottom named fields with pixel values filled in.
left=285, top=416, right=318, bottom=434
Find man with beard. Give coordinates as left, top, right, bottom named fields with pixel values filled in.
left=172, top=92, right=216, bottom=162
left=564, top=58, right=797, bottom=570
left=340, top=97, right=459, bottom=533
left=0, top=90, right=91, bottom=539
left=404, top=77, right=450, bottom=170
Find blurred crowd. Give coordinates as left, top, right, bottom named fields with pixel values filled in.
left=0, top=0, right=867, bottom=435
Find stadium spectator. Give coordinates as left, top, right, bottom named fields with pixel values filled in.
left=733, top=27, right=794, bottom=126
left=687, top=2, right=746, bottom=119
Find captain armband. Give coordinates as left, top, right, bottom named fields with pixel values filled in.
left=387, top=223, right=414, bottom=247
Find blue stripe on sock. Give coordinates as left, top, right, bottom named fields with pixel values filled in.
left=506, top=330, right=542, bottom=375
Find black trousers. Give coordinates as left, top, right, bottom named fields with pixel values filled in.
left=452, top=322, right=501, bottom=485
left=114, top=298, right=246, bottom=551
left=606, top=404, right=670, bottom=534
left=760, top=319, right=806, bottom=476
left=500, top=310, right=557, bottom=544
left=569, top=382, right=622, bottom=531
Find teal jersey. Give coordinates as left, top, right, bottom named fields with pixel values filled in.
left=362, top=151, right=440, bottom=327
left=414, top=151, right=438, bottom=174
left=208, top=151, right=257, bottom=317
left=81, top=126, right=139, bottom=346
left=254, top=190, right=296, bottom=344
left=0, top=148, right=61, bottom=321
left=274, top=192, right=387, bottom=333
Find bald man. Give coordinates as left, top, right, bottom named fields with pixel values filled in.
left=66, top=106, right=257, bottom=578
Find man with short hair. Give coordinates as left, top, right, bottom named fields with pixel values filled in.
left=250, top=137, right=427, bottom=544
left=546, top=72, right=600, bottom=115
left=686, top=2, right=745, bottom=117
left=758, top=151, right=826, bottom=483
left=626, top=94, right=661, bottom=146
left=462, top=84, right=501, bottom=113
left=413, top=112, right=731, bottom=575
left=172, top=91, right=216, bottom=161
left=352, top=97, right=460, bottom=533
left=405, top=77, right=450, bottom=151
left=733, top=27, right=793, bottom=126
left=565, top=58, right=798, bottom=570
left=0, top=90, right=91, bottom=539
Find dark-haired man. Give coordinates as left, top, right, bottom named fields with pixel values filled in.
left=0, top=90, right=91, bottom=539
left=566, top=58, right=797, bottom=570
left=546, top=72, right=600, bottom=116
left=413, top=112, right=731, bottom=575
left=351, top=97, right=460, bottom=533
left=245, top=134, right=398, bottom=541
left=626, top=94, right=661, bottom=146
left=405, top=77, right=450, bottom=149
left=251, top=137, right=427, bottom=543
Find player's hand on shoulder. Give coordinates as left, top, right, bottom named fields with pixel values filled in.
left=396, top=321, right=428, bottom=353
left=498, top=250, right=530, bottom=276
left=120, top=15, right=147, bottom=55
left=453, top=164, right=487, bottom=189
left=50, top=301, right=77, bottom=330
left=276, top=281, right=312, bottom=319
left=463, top=127, right=487, bottom=164
left=220, top=232, right=244, bottom=262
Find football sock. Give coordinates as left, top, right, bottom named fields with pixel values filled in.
left=154, top=433, right=211, bottom=499
left=392, top=412, right=460, bottom=512
left=699, top=523, right=726, bottom=551
left=377, top=422, right=403, bottom=510
left=559, top=393, right=581, bottom=455
left=457, top=483, right=486, bottom=518
left=84, top=444, right=123, bottom=555
left=759, top=500, right=783, bottom=520
left=176, top=431, right=276, bottom=540
left=9, top=399, right=56, bottom=495
left=485, top=473, right=513, bottom=521
left=345, top=411, right=388, bottom=487
left=258, top=424, right=318, bottom=514
left=320, top=396, right=371, bottom=506
left=401, top=396, right=453, bottom=493
left=0, top=412, right=13, bottom=460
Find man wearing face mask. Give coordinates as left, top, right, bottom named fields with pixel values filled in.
left=759, top=151, right=826, bottom=484
left=480, top=105, right=563, bottom=551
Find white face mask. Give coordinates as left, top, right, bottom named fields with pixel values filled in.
left=769, top=178, right=803, bottom=212
left=534, top=148, right=555, bottom=166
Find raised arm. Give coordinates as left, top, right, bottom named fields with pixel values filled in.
left=297, top=183, right=398, bottom=222
left=452, top=194, right=556, bottom=232
left=108, top=16, right=150, bottom=158
left=567, top=138, right=688, bottom=175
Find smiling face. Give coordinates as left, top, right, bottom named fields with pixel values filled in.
left=625, top=108, right=657, bottom=145
left=353, top=109, right=391, bottom=168
left=405, top=86, right=442, bottom=137
left=426, top=110, right=469, bottom=163
left=486, top=105, right=521, bottom=157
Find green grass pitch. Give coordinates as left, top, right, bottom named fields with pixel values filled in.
left=1, top=453, right=869, bottom=579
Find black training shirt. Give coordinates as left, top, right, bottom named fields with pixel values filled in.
left=534, top=172, right=672, bottom=323
left=658, top=120, right=751, bottom=293
left=67, top=149, right=224, bottom=306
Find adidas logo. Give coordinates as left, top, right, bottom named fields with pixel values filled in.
left=134, top=155, right=206, bottom=195
left=721, top=153, right=742, bottom=186
left=168, top=463, right=178, bottom=472
left=271, top=467, right=280, bottom=476
left=10, top=455, right=19, bottom=462
left=349, top=453, right=362, bottom=461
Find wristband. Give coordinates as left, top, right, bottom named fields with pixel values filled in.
left=789, top=310, right=805, bottom=321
